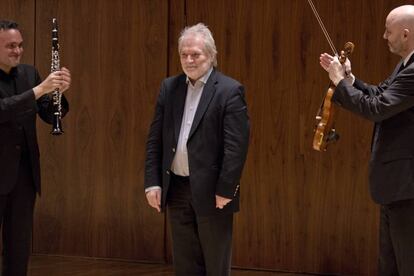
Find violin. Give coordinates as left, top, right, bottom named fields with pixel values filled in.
left=313, top=43, right=354, bottom=151
left=307, top=0, right=355, bottom=151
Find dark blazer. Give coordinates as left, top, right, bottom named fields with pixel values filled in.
left=0, top=64, right=69, bottom=195
left=145, top=69, right=250, bottom=216
left=333, top=58, right=414, bottom=204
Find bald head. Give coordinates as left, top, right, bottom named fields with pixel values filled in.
left=388, top=5, right=414, bottom=29
left=384, top=5, right=414, bottom=58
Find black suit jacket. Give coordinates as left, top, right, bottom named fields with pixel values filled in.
left=333, top=59, right=414, bottom=204
left=0, top=64, right=69, bottom=195
left=145, top=69, right=250, bottom=216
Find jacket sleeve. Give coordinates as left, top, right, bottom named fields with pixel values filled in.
left=144, top=81, right=166, bottom=190
left=333, top=68, right=414, bottom=122
left=0, top=67, right=69, bottom=124
left=216, top=85, right=250, bottom=198
left=0, top=90, right=37, bottom=123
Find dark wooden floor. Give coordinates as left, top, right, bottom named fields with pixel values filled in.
left=26, top=255, right=316, bottom=276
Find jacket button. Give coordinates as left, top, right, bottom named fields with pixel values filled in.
left=166, top=170, right=170, bottom=175
left=15, top=145, right=21, bottom=150
left=172, top=148, right=176, bottom=152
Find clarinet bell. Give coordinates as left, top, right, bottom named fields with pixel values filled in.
left=51, top=115, right=64, bottom=135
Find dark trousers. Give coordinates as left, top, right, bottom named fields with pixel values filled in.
left=0, top=152, right=36, bottom=276
left=378, top=199, right=414, bottom=276
left=167, top=173, right=233, bottom=276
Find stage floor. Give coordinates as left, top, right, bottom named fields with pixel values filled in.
left=27, top=255, right=315, bottom=275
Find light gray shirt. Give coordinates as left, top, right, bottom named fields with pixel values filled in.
left=145, top=67, right=213, bottom=193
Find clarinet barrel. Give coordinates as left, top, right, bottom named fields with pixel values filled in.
left=51, top=18, right=64, bottom=135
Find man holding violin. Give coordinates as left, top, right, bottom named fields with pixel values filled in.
left=320, top=5, right=414, bottom=276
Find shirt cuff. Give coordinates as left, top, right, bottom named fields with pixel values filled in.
left=145, top=186, right=162, bottom=193
left=349, top=73, right=356, bottom=85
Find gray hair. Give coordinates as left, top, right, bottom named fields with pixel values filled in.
left=178, top=23, right=218, bottom=67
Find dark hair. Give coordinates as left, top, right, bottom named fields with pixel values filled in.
left=0, top=20, right=19, bottom=31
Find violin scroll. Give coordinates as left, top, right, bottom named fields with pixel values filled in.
left=339, top=42, right=354, bottom=64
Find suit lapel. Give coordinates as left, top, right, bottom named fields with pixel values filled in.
left=188, top=70, right=217, bottom=140
left=172, top=75, right=188, bottom=144
left=387, top=60, right=403, bottom=80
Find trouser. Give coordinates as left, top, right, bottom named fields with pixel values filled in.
left=378, top=199, right=414, bottom=276
left=0, top=152, right=36, bottom=276
left=167, top=173, right=233, bottom=276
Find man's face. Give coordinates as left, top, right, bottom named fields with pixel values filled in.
left=179, top=35, right=212, bottom=82
left=383, top=15, right=406, bottom=57
left=0, top=29, right=23, bottom=73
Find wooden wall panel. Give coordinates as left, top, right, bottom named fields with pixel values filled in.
left=0, top=0, right=399, bottom=275
left=179, top=0, right=406, bottom=275
left=32, top=0, right=168, bottom=262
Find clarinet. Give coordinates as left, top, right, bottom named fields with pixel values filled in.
left=51, top=18, right=63, bottom=135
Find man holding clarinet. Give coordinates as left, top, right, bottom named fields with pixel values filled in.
left=0, top=20, right=71, bottom=276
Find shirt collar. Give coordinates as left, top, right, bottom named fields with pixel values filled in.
left=186, top=67, right=213, bottom=86
left=403, top=50, right=414, bottom=66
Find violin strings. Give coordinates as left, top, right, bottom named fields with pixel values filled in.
left=307, top=0, right=338, bottom=55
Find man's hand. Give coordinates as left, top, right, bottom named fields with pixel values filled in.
left=146, top=189, right=161, bottom=212
left=320, top=53, right=352, bottom=86
left=216, top=195, right=232, bottom=209
left=319, top=53, right=334, bottom=71
left=328, top=56, right=346, bottom=86
left=33, top=67, right=71, bottom=99
left=343, top=57, right=352, bottom=76
left=58, top=67, right=71, bottom=93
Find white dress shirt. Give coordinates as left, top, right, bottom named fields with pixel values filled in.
left=145, top=68, right=213, bottom=192
left=170, top=68, right=213, bottom=176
